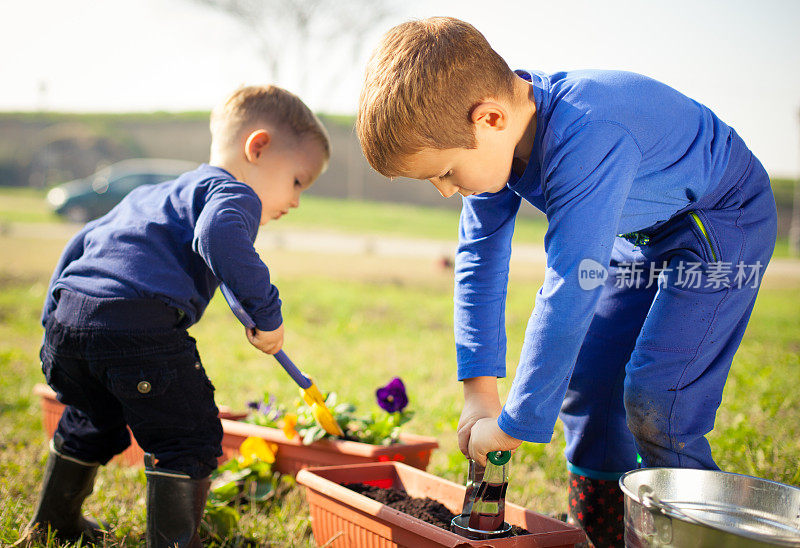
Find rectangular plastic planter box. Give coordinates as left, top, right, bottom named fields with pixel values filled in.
left=34, top=383, right=247, bottom=467
left=296, top=461, right=586, bottom=547
left=35, top=384, right=438, bottom=475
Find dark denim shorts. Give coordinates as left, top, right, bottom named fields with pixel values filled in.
left=41, top=291, right=222, bottom=478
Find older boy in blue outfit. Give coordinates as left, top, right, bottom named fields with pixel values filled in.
left=358, top=17, right=777, bottom=547
left=24, top=85, right=329, bottom=547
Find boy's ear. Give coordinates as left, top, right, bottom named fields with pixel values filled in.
left=244, top=129, right=271, bottom=162
left=470, top=102, right=508, bottom=130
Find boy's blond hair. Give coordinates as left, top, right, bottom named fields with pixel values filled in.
left=357, top=17, right=515, bottom=177
left=211, top=85, right=330, bottom=158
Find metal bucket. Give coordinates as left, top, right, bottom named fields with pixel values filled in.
left=619, top=468, right=800, bottom=547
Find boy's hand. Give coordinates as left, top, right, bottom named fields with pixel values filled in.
left=246, top=323, right=284, bottom=354
left=468, top=418, right=522, bottom=466
left=457, top=377, right=502, bottom=458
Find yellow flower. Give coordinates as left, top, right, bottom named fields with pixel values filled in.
left=280, top=413, right=299, bottom=440
left=237, top=436, right=277, bottom=466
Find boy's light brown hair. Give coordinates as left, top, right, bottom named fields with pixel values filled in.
left=211, top=85, right=330, bottom=158
left=357, top=17, right=516, bottom=177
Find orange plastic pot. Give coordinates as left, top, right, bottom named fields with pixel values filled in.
left=34, top=384, right=438, bottom=475
left=296, top=461, right=586, bottom=547
left=34, top=383, right=247, bottom=467
left=220, top=420, right=438, bottom=475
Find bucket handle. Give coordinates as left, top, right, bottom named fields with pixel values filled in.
left=638, top=485, right=707, bottom=528
left=638, top=485, right=800, bottom=547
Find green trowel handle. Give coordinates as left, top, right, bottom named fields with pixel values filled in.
left=487, top=450, right=511, bottom=466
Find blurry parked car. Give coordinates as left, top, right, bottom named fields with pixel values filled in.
left=46, top=158, right=198, bottom=222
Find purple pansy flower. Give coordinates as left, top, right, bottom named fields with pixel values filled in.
left=376, top=377, right=408, bottom=413
left=247, top=395, right=282, bottom=419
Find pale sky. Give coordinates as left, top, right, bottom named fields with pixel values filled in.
left=2, top=0, right=799, bottom=176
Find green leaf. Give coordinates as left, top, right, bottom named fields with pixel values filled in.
left=335, top=403, right=356, bottom=414
left=250, top=460, right=274, bottom=478
left=302, top=426, right=320, bottom=445
left=249, top=478, right=275, bottom=501
left=209, top=479, right=240, bottom=504
left=205, top=505, right=240, bottom=537
left=215, top=459, right=241, bottom=473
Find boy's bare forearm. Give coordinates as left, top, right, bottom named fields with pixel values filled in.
left=463, top=376, right=500, bottom=397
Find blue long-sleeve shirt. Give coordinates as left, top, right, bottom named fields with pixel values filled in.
left=455, top=69, right=745, bottom=442
left=43, top=164, right=282, bottom=331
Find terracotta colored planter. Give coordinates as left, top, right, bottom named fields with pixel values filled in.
left=34, top=383, right=248, bottom=467
left=219, top=420, right=438, bottom=476
left=34, top=384, right=439, bottom=475
left=296, top=461, right=586, bottom=547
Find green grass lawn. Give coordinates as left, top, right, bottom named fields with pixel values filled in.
left=1, top=186, right=795, bottom=257
left=0, top=188, right=798, bottom=546
left=0, top=186, right=550, bottom=245
left=0, top=187, right=63, bottom=224
left=277, top=193, right=551, bottom=244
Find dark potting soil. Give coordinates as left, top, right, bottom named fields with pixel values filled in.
left=346, top=483, right=530, bottom=537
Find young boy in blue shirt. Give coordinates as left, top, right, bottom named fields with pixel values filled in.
left=24, top=85, right=329, bottom=547
left=358, top=17, right=777, bottom=547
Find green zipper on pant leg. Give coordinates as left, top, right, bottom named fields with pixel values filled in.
left=689, top=212, right=717, bottom=262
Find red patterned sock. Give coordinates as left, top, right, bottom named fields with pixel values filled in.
left=567, top=471, right=625, bottom=548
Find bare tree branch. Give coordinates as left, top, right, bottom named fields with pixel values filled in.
left=189, top=0, right=396, bottom=104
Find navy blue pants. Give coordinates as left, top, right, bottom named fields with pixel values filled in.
left=40, top=291, right=222, bottom=478
left=560, top=139, right=778, bottom=479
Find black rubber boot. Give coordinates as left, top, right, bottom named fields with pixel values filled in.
left=567, top=472, right=625, bottom=548
left=145, top=454, right=211, bottom=548
left=22, top=440, right=106, bottom=544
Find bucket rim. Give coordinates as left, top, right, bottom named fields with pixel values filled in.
left=618, top=467, right=800, bottom=500
left=618, top=467, right=800, bottom=547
